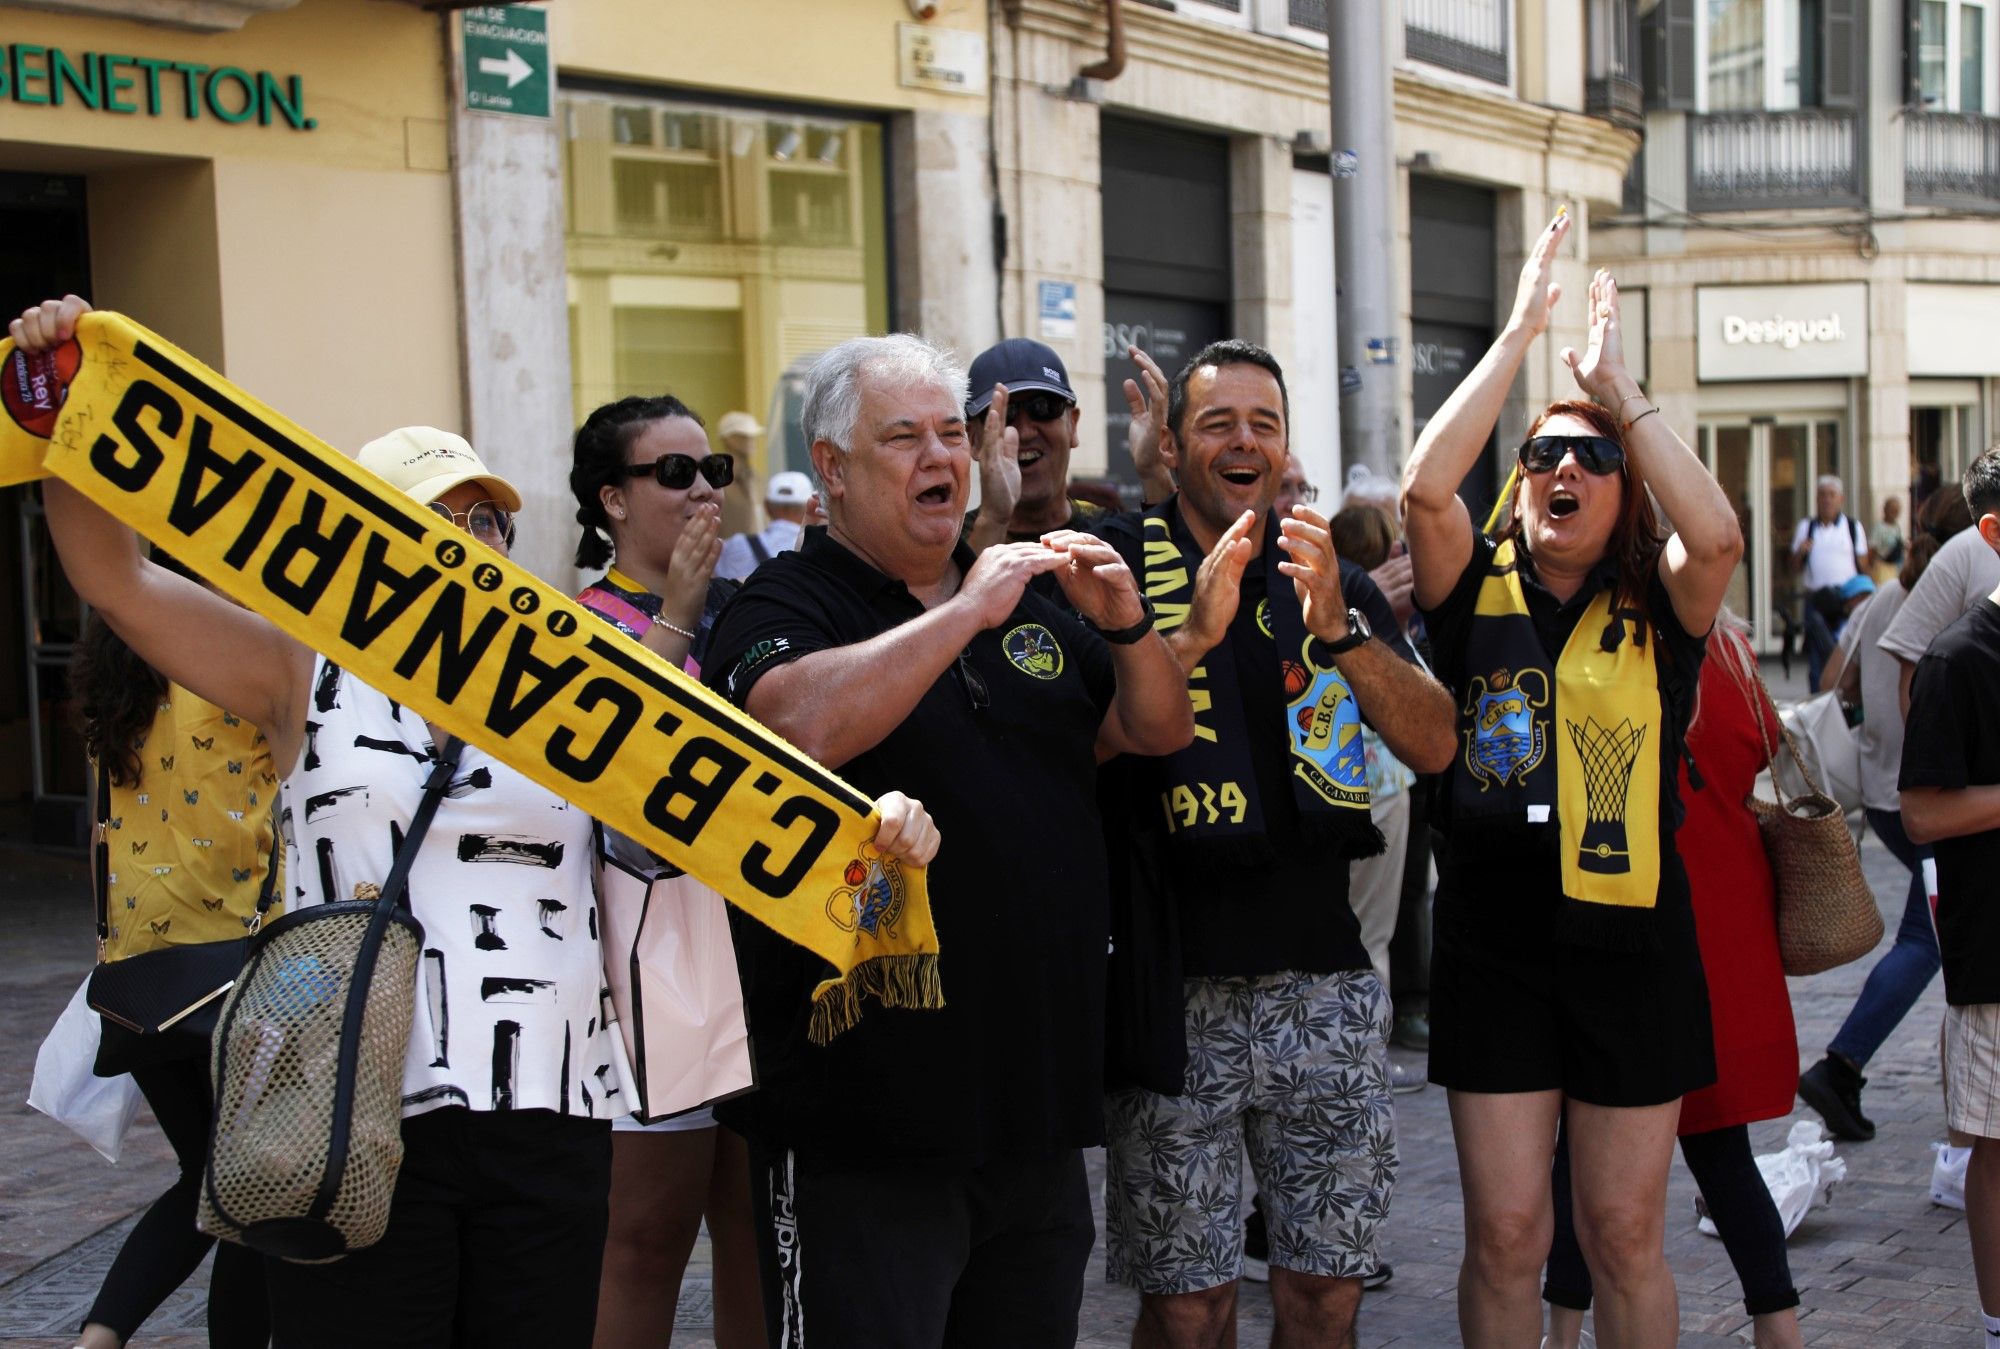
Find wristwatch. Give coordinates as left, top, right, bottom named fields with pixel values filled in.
left=1099, top=595, right=1157, bottom=645
left=1317, top=607, right=1373, bottom=658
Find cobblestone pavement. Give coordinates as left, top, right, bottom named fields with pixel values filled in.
left=0, top=679, right=1977, bottom=1346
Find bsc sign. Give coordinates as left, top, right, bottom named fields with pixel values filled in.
left=461, top=5, right=549, bottom=120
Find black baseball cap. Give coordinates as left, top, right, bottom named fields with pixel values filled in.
left=966, top=338, right=1076, bottom=417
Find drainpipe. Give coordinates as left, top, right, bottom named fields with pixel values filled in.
left=1331, top=0, right=1401, bottom=478
left=1080, top=0, right=1126, bottom=83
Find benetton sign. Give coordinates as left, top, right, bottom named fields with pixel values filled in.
left=0, top=43, right=312, bottom=130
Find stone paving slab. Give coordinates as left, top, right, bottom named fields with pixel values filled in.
left=0, top=662, right=1983, bottom=1346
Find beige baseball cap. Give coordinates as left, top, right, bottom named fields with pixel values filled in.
left=716, top=410, right=764, bottom=440
left=356, top=427, right=522, bottom=513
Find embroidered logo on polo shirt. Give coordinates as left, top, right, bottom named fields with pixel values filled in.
left=1002, top=623, right=1064, bottom=680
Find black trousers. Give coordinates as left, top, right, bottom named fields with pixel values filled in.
left=85, top=1054, right=269, bottom=1346
left=1545, top=1117, right=1799, bottom=1317
left=746, top=1142, right=1096, bottom=1349
left=263, top=1106, right=611, bottom=1348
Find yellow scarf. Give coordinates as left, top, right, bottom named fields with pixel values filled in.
left=1466, top=539, right=1663, bottom=908
left=1, top=313, right=938, bottom=1041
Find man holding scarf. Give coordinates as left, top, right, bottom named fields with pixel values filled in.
left=1094, top=340, right=1456, bottom=1348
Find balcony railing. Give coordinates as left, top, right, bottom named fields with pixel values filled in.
left=1687, top=110, right=1863, bottom=210
left=1404, top=0, right=1509, bottom=85
left=1586, top=75, right=1644, bottom=129
left=1906, top=112, right=2000, bottom=208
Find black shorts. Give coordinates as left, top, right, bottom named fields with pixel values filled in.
left=1428, top=890, right=1715, bottom=1108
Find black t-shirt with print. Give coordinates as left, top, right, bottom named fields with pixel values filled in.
left=703, top=528, right=1117, bottom=1165
left=1091, top=509, right=1418, bottom=979
left=1900, top=598, right=2000, bottom=1006
left=1419, top=533, right=1707, bottom=930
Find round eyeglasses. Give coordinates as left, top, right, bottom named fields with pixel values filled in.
left=427, top=499, right=513, bottom=545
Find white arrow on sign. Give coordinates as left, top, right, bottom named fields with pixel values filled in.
left=478, top=48, right=534, bottom=88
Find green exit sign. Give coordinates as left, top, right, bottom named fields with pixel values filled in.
left=461, top=6, right=549, bottom=119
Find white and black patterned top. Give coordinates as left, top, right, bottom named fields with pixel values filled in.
left=280, top=658, right=614, bottom=1120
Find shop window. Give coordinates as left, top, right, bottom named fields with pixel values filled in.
left=562, top=89, right=889, bottom=481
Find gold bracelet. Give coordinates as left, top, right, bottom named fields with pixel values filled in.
left=1624, top=405, right=1659, bottom=432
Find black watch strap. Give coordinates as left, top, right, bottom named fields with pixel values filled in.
left=1316, top=609, right=1372, bottom=658
left=1099, top=595, right=1157, bottom=645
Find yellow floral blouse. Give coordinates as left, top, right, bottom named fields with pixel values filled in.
left=100, top=684, right=282, bottom=962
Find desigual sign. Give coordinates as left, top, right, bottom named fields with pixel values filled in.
left=1697, top=283, right=1868, bottom=382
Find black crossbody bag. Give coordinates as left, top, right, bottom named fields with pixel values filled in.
left=88, top=767, right=282, bottom=1075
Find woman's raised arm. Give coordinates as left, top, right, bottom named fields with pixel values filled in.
left=1402, top=209, right=1571, bottom=609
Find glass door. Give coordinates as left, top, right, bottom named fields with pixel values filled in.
left=1702, top=417, right=1845, bottom=654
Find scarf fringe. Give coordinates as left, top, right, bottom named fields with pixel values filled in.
left=807, top=954, right=944, bottom=1045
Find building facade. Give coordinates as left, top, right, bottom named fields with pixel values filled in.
left=0, top=0, right=460, bottom=842
left=1602, top=0, right=2000, bottom=650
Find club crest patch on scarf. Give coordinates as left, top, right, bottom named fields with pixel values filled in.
left=828, top=847, right=906, bottom=936
left=1287, top=640, right=1369, bottom=808
left=1460, top=666, right=1550, bottom=791
left=1003, top=623, right=1064, bottom=680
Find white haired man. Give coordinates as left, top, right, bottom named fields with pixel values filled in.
left=702, top=333, right=1194, bottom=1347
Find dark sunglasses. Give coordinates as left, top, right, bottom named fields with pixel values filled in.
left=1518, top=435, right=1625, bottom=476
left=621, top=452, right=734, bottom=491
left=983, top=391, right=1072, bottom=425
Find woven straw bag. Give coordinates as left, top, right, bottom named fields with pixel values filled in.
left=198, top=739, right=461, bottom=1262
left=1725, top=647, right=1883, bottom=977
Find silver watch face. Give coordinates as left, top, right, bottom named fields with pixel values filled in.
left=1347, top=607, right=1372, bottom=641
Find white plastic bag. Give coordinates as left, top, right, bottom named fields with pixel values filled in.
left=1776, top=692, right=1862, bottom=816
left=26, top=977, right=143, bottom=1163
left=1932, top=1142, right=1970, bottom=1211
left=1696, top=1119, right=1846, bottom=1240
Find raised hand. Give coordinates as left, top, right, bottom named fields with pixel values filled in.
left=956, top=540, right=1065, bottom=629
left=976, top=384, right=1022, bottom=522
left=1122, top=346, right=1175, bottom=500
left=9, top=294, right=91, bottom=353
left=1178, top=509, right=1256, bottom=657
left=1042, top=530, right=1146, bottom=631
left=1505, top=208, right=1570, bottom=340
left=1561, top=268, right=1632, bottom=405
left=1277, top=505, right=1352, bottom=644
left=659, top=501, right=723, bottom=631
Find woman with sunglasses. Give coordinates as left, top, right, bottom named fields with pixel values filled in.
left=568, top=395, right=766, bottom=1349
left=16, top=294, right=937, bottom=1349
left=1400, top=213, right=1743, bottom=1349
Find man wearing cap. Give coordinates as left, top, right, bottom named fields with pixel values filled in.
left=964, top=338, right=1110, bottom=552
left=715, top=409, right=767, bottom=543
left=717, top=470, right=813, bottom=581
left=702, top=333, right=1194, bottom=1348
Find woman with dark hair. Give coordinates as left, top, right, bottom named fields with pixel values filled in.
left=568, top=395, right=765, bottom=1349
left=1544, top=611, right=1804, bottom=1349
left=1797, top=485, right=1977, bottom=1141
left=1401, top=211, right=1743, bottom=1349
left=69, top=549, right=274, bottom=1349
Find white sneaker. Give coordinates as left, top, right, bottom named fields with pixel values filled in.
left=1389, top=1058, right=1427, bottom=1094
left=1242, top=1253, right=1270, bottom=1283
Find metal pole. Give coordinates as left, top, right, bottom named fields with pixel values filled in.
left=1329, top=0, right=1401, bottom=480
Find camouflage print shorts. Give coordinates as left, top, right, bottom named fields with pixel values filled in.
left=1103, top=969, right=1397, bottom=1294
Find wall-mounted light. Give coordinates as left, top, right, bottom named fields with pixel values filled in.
left=772, top=126, right=802, bottom=161
left=815, top=131, right=844, bottom=165
left=906, top=0, right=938, bottom=17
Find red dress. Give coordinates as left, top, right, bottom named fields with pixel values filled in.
left=1676, top=631, right=1799, bottom=1133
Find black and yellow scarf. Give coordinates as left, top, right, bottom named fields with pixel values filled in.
left=1139, top=500, right=1380, bottom=863
left=1453, top=539, right=1663, bottom=912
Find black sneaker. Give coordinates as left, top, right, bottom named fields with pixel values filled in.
left=1363, top=1263, right=1393, bottom=1290
left=1798, top=1055, right=1876, bottom=1142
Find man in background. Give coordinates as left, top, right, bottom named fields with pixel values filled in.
left=718, top=470, right=812, bottom=581
left=1791, top=475, right=1869, bottom=688
left=715, top=409, right=766, bottom=542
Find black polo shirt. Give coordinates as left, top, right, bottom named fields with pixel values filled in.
left=704, top=527, right=1117, bottom=1165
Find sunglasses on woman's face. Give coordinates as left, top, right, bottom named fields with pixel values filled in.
left=621, top=452, right=734, bottom=491
left=1518, top=434, right=1626, bottom=476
